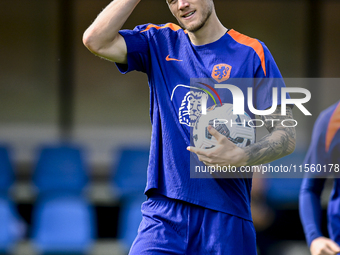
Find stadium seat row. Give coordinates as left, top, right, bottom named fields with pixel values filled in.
left=0, top=144, right=150, bottom=254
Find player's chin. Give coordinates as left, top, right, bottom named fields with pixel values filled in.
left=185, top=24, right=202, bottom=33
left=178, top=19, right=200, bottom=33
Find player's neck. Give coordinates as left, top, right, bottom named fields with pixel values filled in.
left=188, top=14, right=227, bottom=46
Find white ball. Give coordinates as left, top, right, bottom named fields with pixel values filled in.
left=192, top=103, right=255, bottom=149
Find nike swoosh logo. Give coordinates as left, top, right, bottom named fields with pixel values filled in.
left=166, top=55, right=183, bottom=62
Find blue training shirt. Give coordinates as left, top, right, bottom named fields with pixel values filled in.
left=116, top=23, right=286, bottom=221
left=300, top=101, right=340, bottom=246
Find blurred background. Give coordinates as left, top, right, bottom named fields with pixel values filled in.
left=0, top=0, right=339, bottom=254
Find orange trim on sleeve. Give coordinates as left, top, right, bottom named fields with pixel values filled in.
left=227, top=29, right=266, bottom=76
left=325, top=102, right=340, bottom=152
left=140, top=23, right=184, bottom=33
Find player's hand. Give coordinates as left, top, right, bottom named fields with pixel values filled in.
left=187, top=126, right=247, bottom=167
left=310, top=237, right=340, bottom=255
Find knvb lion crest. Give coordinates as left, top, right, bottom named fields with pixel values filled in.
left=179, top=91, right=208, bottom=127
left=171, top=85, right=210, bottom=127
left=211, top=64, right=232, bottom=83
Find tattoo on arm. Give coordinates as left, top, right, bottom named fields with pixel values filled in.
left=244, top=106, right=296, bottom=166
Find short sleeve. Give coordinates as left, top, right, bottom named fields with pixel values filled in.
left=253, top=42, right=288, bottom=111
left=115, top=25, right=151, bottom=74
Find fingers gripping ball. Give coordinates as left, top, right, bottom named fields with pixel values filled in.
left=192, top=103, right=255, bottom=149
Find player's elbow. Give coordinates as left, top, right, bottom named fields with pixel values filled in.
left=274, top=129, right=296, bottom=160
left=281, top=126, right=296, bottom=157
left=82, top=29, right=99, bottom=53
left=82, top=27, right=110, bottom=55
left=285, top=134, right=296, bottom=156
left=288, top=139, right=296, bottom=155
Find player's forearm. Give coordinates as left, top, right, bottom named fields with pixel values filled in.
left=299, top=178, right=326, bottom=247
left=243, top=107, right=296, bottom=166
left=83, top=0, right=140, bottom=52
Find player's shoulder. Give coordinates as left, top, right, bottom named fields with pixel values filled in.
left=317, top=101, right=340, bottom=127
left=226, top=29, right=273, bottom=76
left=226, top=29, right=269, bottom=54
left=323, top=101, right=340, bottom=116
left=319, top=101, right=340, bottom=150
left=135, top=22, right=185, bottom=35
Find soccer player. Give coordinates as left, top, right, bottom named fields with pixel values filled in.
left=83, top=0, right=296, bottom=254
left=299, top=101, right=340, bottom=255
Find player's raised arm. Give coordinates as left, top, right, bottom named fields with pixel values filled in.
left=82, top=0, right=141, bottom=63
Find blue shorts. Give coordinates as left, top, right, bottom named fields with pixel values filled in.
left=129, top=193, right=257, bottom=255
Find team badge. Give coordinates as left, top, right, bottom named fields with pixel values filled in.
left=211, top=64, right=232, bottom=83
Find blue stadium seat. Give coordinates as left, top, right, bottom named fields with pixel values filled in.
left=0, top=146, right=26, bottom=253
left=111, top=147, right=149, bottom=197
left=111, top=147, right=149, bottom=251
left=33, top=144, right=89, bottom=194
left=31, top=193, right=96, bottom=255
left=0, top=146, right=15, bottom=195
left=0, top=196, right=26, bottom=254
